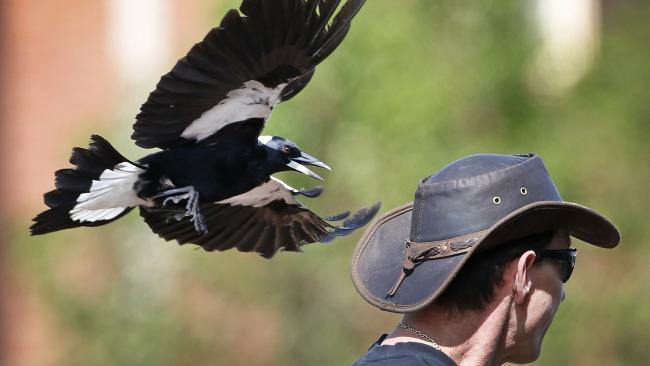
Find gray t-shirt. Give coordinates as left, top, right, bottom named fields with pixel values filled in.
left=352, top=335, right=458, bottom=366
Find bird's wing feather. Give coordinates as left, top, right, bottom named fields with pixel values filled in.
left=139, top=178, right=379, bottom=258
left=132, top=0, right=366, bottom=150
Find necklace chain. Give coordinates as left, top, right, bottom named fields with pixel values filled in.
left=397, top=322, right=442, bottom=351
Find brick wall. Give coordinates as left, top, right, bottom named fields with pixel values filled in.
left=0, top=0, right=209, bottom=364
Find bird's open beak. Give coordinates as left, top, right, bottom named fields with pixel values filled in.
left=287, top=152, right=331, bottom=180
left=293, top=152, right=331, bottom=171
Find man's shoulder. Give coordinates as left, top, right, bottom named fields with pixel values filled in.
left=352, top=339, right=457, bottom=366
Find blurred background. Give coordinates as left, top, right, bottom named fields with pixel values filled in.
left=1, top=0, right=648, bottom=365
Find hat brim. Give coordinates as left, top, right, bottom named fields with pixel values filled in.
left=350, top=200, right=620, bottom=313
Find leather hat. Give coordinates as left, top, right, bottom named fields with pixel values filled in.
left=351, top=153, right=620, bottom=313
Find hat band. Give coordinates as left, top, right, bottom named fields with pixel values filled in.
left=385, top=229, right=490, bottom=298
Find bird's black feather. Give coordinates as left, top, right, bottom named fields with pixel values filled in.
left=133, top=0, right=366, bottom=149
left=31, top=135, right=136, bottom=235
left=32, top=0, right=376, bottom=258
left=139, top=183, right=379, bottom=258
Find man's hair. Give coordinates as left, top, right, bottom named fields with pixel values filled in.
left=433, top=231, right=555, bottom=312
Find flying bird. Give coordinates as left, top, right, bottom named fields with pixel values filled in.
left=30, top=0, right=380, bottom=258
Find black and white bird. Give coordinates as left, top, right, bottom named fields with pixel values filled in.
left=30, top=0, right=380, bottom=258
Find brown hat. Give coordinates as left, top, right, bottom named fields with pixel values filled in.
left=350, top=154, right=620, bottom=313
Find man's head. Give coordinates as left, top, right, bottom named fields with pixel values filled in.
left=423, top=229, right=572, bottom=362
left=433, top=231, right=563, bottom=312
left=505, top=230, right=572, bottom=362
left=351, top=153, right=619, bottom=360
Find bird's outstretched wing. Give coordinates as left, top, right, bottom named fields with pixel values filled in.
left=133, top=0, right=366, bottom=149
left=139, top=178, right=380, bottom=258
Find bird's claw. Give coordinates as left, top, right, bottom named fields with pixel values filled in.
left=190, top=212, right=208, bottom=234
left=154, top=186, right=207, bottom=234
left=161, top=193, right=189, bottom=206
left=186, top=193, right=207, bottom=234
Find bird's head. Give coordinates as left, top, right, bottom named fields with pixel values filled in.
left=258, top=136, right=331, bottom=180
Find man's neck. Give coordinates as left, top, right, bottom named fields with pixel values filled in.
left=386, top=297, right=513, bottom=366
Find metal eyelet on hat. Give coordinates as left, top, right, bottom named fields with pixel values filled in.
left=520, top=187, right=528, bottom=195
left=492, top=196, right=501, bottom=205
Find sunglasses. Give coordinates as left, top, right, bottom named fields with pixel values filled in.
left=537, top=248, right=577, bottom=283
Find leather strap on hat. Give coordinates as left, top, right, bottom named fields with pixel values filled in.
left=385, top=229, right=490, bottom=297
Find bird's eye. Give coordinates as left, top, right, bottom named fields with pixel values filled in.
left=281, top=146, right=291, bottom=155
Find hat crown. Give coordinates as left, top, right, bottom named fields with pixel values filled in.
left=410, top=154, right=562, bottom=242
left=424, top=154, right=530, bottom=183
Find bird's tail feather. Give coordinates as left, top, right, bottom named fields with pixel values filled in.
left=30, top=135, right=144, bottom=235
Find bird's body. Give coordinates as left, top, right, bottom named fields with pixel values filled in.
left=137, top=137, right=267, bottom=203
left=31, top=0, right=379, bottom=257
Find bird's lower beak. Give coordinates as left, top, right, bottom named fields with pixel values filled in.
left=287, top=152, right=331, bottom=180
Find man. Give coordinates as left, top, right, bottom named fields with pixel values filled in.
left=350, top=153, right=620, bottom=366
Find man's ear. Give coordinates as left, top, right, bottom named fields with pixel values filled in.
left=512, top=250, right=537, bottom=304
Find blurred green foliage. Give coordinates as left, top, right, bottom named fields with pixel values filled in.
left=13, top=0, right=650, bottom=365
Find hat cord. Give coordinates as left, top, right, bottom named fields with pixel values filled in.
left=385, top=230, right=489, bottom=298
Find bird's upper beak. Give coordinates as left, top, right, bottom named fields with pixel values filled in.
left=286, top=152, right=331, bottom=180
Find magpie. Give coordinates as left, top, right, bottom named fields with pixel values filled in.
left=30, top=0, right=380, bottom=258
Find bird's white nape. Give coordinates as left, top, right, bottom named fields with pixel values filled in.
left=257, top=135, right=273, bottom=145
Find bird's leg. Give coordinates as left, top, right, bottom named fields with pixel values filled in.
left=152, top=187, right=192, bottom=206
left=152, top=186, right=208, bottom=234
left=185, top=188, right=207, bottom=234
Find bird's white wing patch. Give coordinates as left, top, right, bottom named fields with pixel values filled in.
left=70, top=162, right=151, bottom=222
left=180, top=80, right=287, bottom=142
left=270, top=176, right=298, bottom=193
left=217, top=177, right=299, bottom=208
left=70, top=207, right=126, bottom=222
